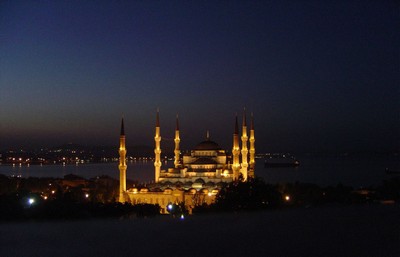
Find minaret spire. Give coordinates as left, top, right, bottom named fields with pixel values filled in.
left=156, top=108, right=160, bottom=127
left=232, top=114, right=240, bottom=180
left=249, top=112, right=256, bottom=176
left=235, top=113, right=239, bottom=134
left=243, top=107, right=247, bottom=127
left=241, top=108, right=248, bottom=181
left=174, top=114, right=180, bottom=168
left=120, top=117, right=125, bottom=136
left=154, top=109, right=162, bottom=182
left=118, top=117, right=127, bottom=202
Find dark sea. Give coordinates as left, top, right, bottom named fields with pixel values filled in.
left=1, top=154, right=399, bottom=257
left=1, top=204, right=399, bottom=257
left=0, top=153, right=398, bottom=187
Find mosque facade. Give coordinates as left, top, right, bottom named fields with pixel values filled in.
left=118, top=111, right=255, bottom=213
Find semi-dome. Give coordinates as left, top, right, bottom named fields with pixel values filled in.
left=194, top=140, right=221, bottom=150
left=194, top=178, right=205, bottom=184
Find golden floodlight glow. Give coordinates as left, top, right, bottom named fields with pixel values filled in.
left=117, top=111, right=256, bottom=211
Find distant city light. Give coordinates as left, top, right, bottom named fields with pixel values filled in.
left=28, top=198, right=35, bottom=205
left=285, top=195, right=290, bottom=201
left=167, top=204, right=173, bottom=211
left=85, top=193, right=89, bottom=198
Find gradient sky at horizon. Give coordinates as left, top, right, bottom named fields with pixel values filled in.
left=1, top=0, right=399, bottom=153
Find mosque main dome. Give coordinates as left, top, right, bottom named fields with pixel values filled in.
left=194, top=140, right=222, bottom=151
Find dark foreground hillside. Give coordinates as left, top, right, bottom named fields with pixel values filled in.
left=1, top=203, right=399, bottom=257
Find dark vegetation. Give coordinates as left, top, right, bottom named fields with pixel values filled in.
left=193, top=176, right=400, bottom=213
left=0, top=174, right=159, bottom=222
left=0, top=193, right=159, bottom=221
left=0, top=173, right=399, bottom=221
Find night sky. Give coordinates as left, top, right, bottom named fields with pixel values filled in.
left=1, top=1, right=399, bottom=153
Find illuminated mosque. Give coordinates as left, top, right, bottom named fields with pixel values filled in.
left=118, top=111, right=255, bottom=213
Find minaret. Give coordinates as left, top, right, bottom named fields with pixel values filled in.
left=154, top=109, right=161, bottom=183
left=249, top=112, right=256, bottom=177
left=174, top=114, right=180, bottom=168
left=118, top=118, right=127, bottom=202
left=240, top=109, right=248, bottom=181
left=232, top=114, right=241, bottom=180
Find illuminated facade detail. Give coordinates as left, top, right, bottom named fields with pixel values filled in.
left=167, top=132, right=231, bottom=183
left=118, top=112, right=256, bottom=211
left=249, top=112, right=256, bottom=177
left=154, top=110, right=162, bottom=183
left=157, top=129, right=232, bottom=184
left=232, top=115, right=241, bottom=180
left=118, top=118, right=127, bottom=202
left=240, top=110, right=248, bottom=181
left=174, top=115, right=180, bottom=168
left=124, top=188, right=216, bottom=214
